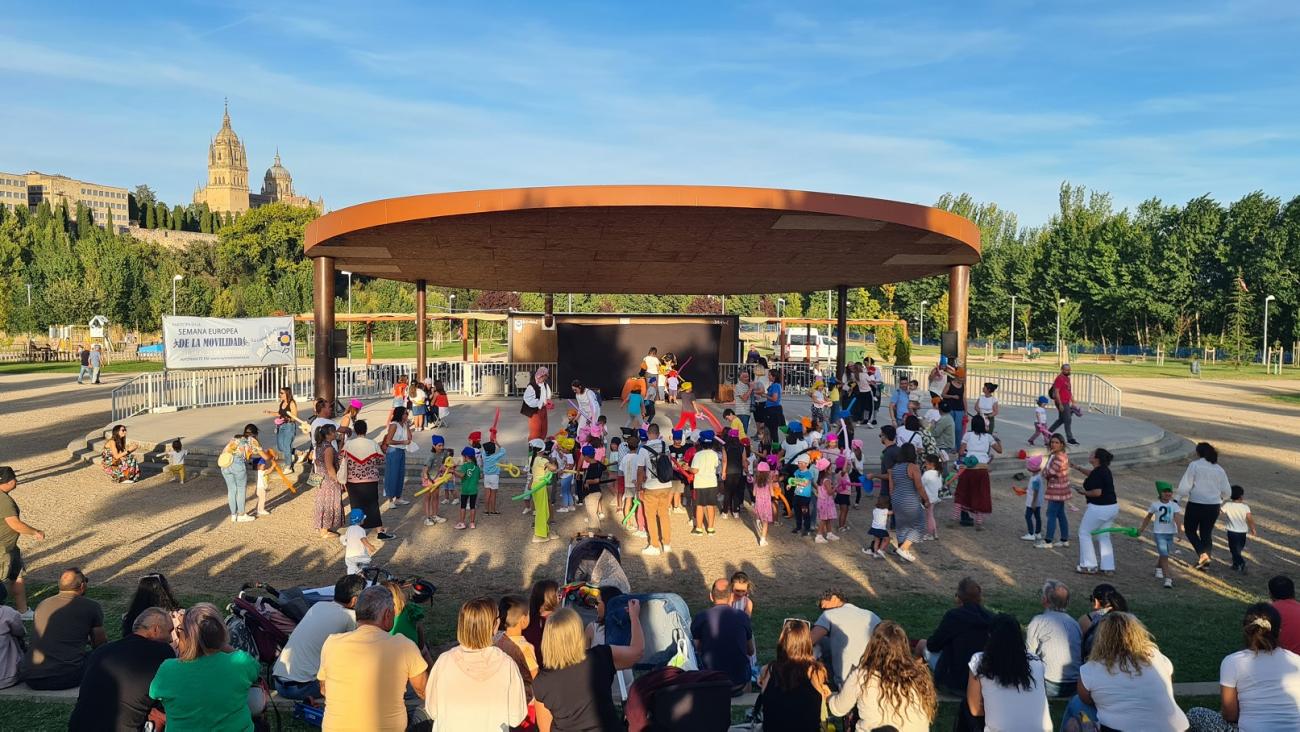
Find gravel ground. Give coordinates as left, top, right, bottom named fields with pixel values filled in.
left=4, top=372, right=1298, bottom=610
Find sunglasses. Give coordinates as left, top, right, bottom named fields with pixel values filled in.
left=782, top=617, right=811, bottom=629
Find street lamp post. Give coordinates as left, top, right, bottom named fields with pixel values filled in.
left=1264, top=294, right=1277, bottom=367
left=919, top=300, right=928, bottom=346
left=25, top=283, right=31, bottom=307
left=567, top=293, right=572, bottom=313
left=1010, top=295, right=1016, bottom=355
left=341, top=270, right=353, bottom=364
left=719, top=295, right=725, bottom=315
left=171, top=274, right=183, bottom=316
left=1055, top=297, right=1066, bottom=360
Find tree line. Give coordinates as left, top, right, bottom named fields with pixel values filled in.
left=0, top=182, right=1295, bottom=362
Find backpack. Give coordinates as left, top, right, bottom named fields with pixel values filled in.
left=642, top=443, right=674, bottom=484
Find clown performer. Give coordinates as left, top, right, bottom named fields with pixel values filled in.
left=521, top=366, right=554, bottom=440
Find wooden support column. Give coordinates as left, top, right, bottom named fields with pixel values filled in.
left=415, top=279, right=427, bottom=381
left=312, top=256, right=336, bottom=404
left=948, top=265, right=971, bottom=365
left=835, top=285, right=848, bottom=379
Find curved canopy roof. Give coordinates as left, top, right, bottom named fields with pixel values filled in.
left=304, top=185, right=980, bottom=295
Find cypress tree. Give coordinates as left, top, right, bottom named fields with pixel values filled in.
left=144, top=204, right=156, bottom=229
left=171, top=205, right=184, bottom=231
left=200, top=210, right=213, bottom=233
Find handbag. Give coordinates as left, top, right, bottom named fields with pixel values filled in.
left=337, top=449, right=349, bottom=484
left=217, top=451, right=234, bottom=469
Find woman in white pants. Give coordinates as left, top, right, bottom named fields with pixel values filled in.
left=1073, top=448, right=1119, bottom=574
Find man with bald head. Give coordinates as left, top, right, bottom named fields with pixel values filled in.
left=71, top=607, right=175, bottom=730
left=19, top=567, right=106, bottom=689
left=690, top=578, right=754, bottom=694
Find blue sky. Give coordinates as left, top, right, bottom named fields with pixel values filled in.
left=3, top=1, right=1297, bottom=225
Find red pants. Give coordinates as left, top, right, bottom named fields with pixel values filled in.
left=527, top=410, right=548, bottom=440
left=674, top=411, right=697, bottom=431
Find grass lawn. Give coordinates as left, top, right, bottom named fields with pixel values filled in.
left=336, top=340, right=506, bottom=361
left=1270, top=393, right=1300, bottom=404
left=0, top=360, right=164, bottom=375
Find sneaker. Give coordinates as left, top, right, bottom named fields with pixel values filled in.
left=394, top=498, right=411, bottom=506
left=523, top=507, right=532, bottom=515
left=377, top=531, right=396, bottom=540
left=1067, top=439, right=1080, bottom=445
left=19, top=609, right=34, bottom=621
left=706, top=528, right=717, bottom=536
left=469, top=523, right=476, bottom=529
left=432, top=515, right=447, bottom=524
left=1020, top=533, right=1038, bottom=541
left=633, top=530, right=648, bottom=538
left=598, top=513, right=606, bottom=520
left=691, top=528, right=704, bottom=536
left=258, top=509, right=272, bottom=516
left=440, top=498, right=450, bottom=505
left=662, top=545, right=672, bottom=553
left=791, top=526, right=801, bottom=534
left=758, top=538, right=768, bottom=547
left=895, top=547, right=917, bottom=562
left=1035, top=541, right=1054, bottom=548
left=720, top=512, right=730, bottom=520
left=827, top=532, right=840, bottom=541
left=454, top=523, right=467, bottom=530
left=532, top=534, right=554, bottom=543
left=641, top=546, right=662, bottom=556
left=815, top=535, right=828, bottom=544
left=1164, top=578, right=1174, bottom=589
left=235, top=514, right=256, bottom=522
left=1155, top=568, right=1165, bottom=579
left=1058, top=540, right=1070, bottom=548
left=424, top=517, right=436, bottom=526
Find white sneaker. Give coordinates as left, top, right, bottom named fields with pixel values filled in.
left=1155, top=568, right=1165, bottom=579
left=1020, top=533, right=1038, bottom=541
left=432, top=515, right=447, bottom=524
left=424, top=517, right=436, bottom=526
left=827, top=532, right=840, bottom=541
left=758, top=538, right=768, bottom=547
left=258, top=509, right=272, bottom=516
left=720, top=513, right=730, bottom=520
left=1058, top=540, right=1070, bottom=547
left=394, top=498, right=411, bottom=506
left=861, top=547, right=876, bottom=558
left=235, top=514, right=256, bottom=522
left=440, top=498, right=450, bottom=505
left=815, top=535, right=828, bottom=544
left=662, top=545, right=672, bottom=553
left=632, top=530, right=648, bottom=538
left=641, top=546, right=663, bottom=556
left=895, top=547, right=917, bottom=562
left=598, top=513, right=606, bottom=520
left=1035, top=541, right=1054, bottom=548
left=19, top=609, right=34, bottom=621
left=1163, top=578, right=1174, bottom=589
left=523, top=507, right=532, bottom=515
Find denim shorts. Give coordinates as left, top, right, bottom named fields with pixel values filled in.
left=1154, top=532, right=1174, bottom=557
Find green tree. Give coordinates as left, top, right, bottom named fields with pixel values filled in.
left=154, top=202, right=168, bottom=230
left=144, top=203, right=157, bottom=229
left=171, top=205, right=184, bottom=231
left=874, top=323, right=896, bottom=362
left=893, top=323, right=911, bottom=365
left=1223, top=271, right=1254, bottom=366
left=200, top=209, right=213, bottom=234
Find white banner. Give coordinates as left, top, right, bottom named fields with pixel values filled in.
left=163, top=316, right=296, bottom=369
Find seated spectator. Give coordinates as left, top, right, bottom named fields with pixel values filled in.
left=272, top=574, right=365, bottom=700
left=120, top=572, right=184, bottom=648
left=914, top=576, right=992, bottom=694
left=810, top=588, right=880, bottom=689
left=0, top=583, right=24, bottom=689
left=318, top=586, right=428, bottom=732
left=1077, top=583, right=1127, bottom=659
left=829, top=620, right=936, bottom=731
left=70, top=607, right=175, bottom=731
left=1065, top=612, right=1187, bottom=732
left=1026, top=578, right=1082, bottom=696
left=148, top=603, right=264, bottom=732
left=1187, top=603, right=1300, bottom=732
left=966, top=613, right=1051, bottom=731
left=385, top=579, right=429, bottom=654
left=756, top=618, right=830, bottom=731
left=524, top=579, right=560, bottom=668
left=1269, top=575, right=1300, bottom=655
left=691, top=578, right=756, bottom=693
left=494, top=594, right=538, bottom=702
left=534, top=602, right=643, bottom=732
left=19, top=567, right=107, bottom=689
left=424, top=597, right=527, bottom=731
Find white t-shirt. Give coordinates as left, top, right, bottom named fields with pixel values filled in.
left=1034, top=405, right=1048, bottom=425
left=310, top=417, right=341, bottom=434
left=896, top=426, right=922, bottom=449
left=1220, top=648, right=1300, bottom=731
left=166, top=448, right=187, bottom=466
left=962, top=432, right=996, bottom=464
left=977, top=395, right=998, bottom=418
left=967, top=652, right=1052, bottom=732
left=342, top=525, right=370, bottom=559
left=732, top=381, right=752, bottom=416
left=690, top=449, right=720, bottom=489
left=272, top=601, right=357, bottom=682
left=871, top=507, right=890, bottom=531
left=643, top=355, right=660, bottom=382
left=1147, top=499, right=1181, bottom=534
left=921, top=469, right=943, bottom=503
left=618, top=449, right=637, bottom=479
left=782, top=438, right=810, bottom=465
left=636, top=440, right=672, bottom=489
left=1078, top=652, right=1188, bottom=732
left=1025, top=474, right=1044, bottom=509
left=1223, top=502, right=1252, bottom=533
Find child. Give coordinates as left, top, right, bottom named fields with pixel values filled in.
left=528, top=442, right=557, bottom=543
left=674, top=381, right=698, bottom=434
left=666, top=370, right=680, bottom=403
left=863, top=493, right=892, bottom=558
left=467, top=430, right=485, bottom=467
left=729, top=571, right=754, bottom=615
left=591, top=415, right=608, bottom=447
left=1221, top=485, right=1257, bottom=573
left=850, top=439, right=867, bottom=506
left=922, top=453, right=944, bottom=540
left=481, top=441, right=505, bottom=516
left=790, top=453, right=815, bottom=537
left=619, top=433, right=646, bottom=536
left=810, top=379, right=830, bottom=429
left=1028, top=396, right=1052, bottom=445
left=421, top=436, right=449, bottom=526
left=977, top=383, right=1000, bottom=433
left=554, top=437, right=576, bottom=513
left=834, top=456, right=853, bottom=532
left=563, top=410, right=580, bottom=440
left=410, top=381, right=429, bottom=431
left=579, top=445, right=607, bottom=526
left=815, top=459, right=839, bottom=543
left=1138, top=481, right=1181, bottom=588
left=164, top=438, right=187, bottom=484
left=1019, top=455, right=1044, bottom=542
left=455, top=446, right=482, bottom=530
left=668, top=430, right=690, bottom=513
left=497, top=595, right=539, bottom=707
left=431, top=380, right=449, bottom=427
left=752, top=463, right=775, bottom=546
left=250, top=445, right=275, bottom=517
left=723, top=408, right=745, bottom=436
left=341, top=508, right=377, bottom=575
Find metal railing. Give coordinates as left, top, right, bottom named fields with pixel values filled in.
left=715, top=363, right=1122, bottom=416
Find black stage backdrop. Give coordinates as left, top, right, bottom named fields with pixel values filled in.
left=556, top=323, right=722, bottom=400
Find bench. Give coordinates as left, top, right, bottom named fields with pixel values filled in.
left=996, top=352, right=1028, bottom=362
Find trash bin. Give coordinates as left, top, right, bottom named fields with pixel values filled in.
left=482, top=372, right=506, bottom=397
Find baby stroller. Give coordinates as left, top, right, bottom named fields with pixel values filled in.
left=225, top=586, right=294, bottom=731
left=604, top=592, right=699, bottom=672
left=559, top=532, right=629, bottom=626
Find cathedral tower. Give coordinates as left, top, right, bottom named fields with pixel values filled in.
left=193, top=100, right=251, bottom=213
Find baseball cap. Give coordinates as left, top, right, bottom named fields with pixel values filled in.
left=430, top=435, right=445, bottom=446
left=461, top=447, right=476, bottom=458
left=467, top=431, right=482, bottom=442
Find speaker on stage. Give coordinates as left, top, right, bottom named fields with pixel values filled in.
left=941, top=331, right=958, bottom=360
left=331, top=329, right=349, bottom=358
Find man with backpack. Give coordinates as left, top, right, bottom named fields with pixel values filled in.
left=635, top=424, right=676, bottom=557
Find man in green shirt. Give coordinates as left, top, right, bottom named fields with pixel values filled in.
left=455, top=447, right=482, bottom=530
left=0, top=466, right=45, bottom=620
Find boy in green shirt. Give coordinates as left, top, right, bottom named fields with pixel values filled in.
left=455, top=446, right=482, bottom=530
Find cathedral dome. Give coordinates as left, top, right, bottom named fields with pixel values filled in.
left=262, top=150, right=295, bottom=198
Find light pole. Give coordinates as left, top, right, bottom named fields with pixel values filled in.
left=1055, top=297, right=1066, bottom=359
left=25, top=283, right=31, bottom=307
left=720, top=295, right=725, bottom=315
left=1009, top=294, right=1016, bottom=354
left=171, top=274, right=183, bottom=316
left=1264, top=294, right=1276, bottom=366
left=341, top=270, right=352, bottom=363
left=827, top=290, right=832, bottom=321
left=776, top=297, right=785, bottom=320
left=919, top=300, right=928, bottom=346
left=567, top=293, right=572, bottom=313
left=448, top=293, right=456, bottom=312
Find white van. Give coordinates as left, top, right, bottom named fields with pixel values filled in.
left=782, top=328, right=838, bottom=361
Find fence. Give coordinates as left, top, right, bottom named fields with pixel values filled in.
left=716, top=363, right=1122, bottom=416
left=111, top=361, right=557, bottom=422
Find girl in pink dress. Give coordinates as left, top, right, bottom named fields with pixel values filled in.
left=752, top=463, right=775, bottom=547
left=815, top=458, right=839, bottom=543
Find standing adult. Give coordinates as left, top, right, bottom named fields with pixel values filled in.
left=423, top=597, right=528, bottom=731
left=722, top=428, right=748, bottom=519
left=691, top=578, right=755, bottom=694
left=940, top=374, right=968, bottom=450
left=1177, top=442, right=1232, bottom=571
left=888, top=443, right=929, bottom=562
left=101, top=424, right=142, bottom=484
left=272, top=575, right=365, bottom=701
left=1025, top=579, right=1082, bottom=697
left=927, top=359, right=948, bottom=406
left=19, top=567, right=107, bottom=690
left=318, top=586, right=429, bottom=732
left=810, top=589, right=881, bottom=689
left=70, top=607, right=175, bottom=731
left=731, top=370, right=754, bottom=435
left=641, top=347, right=661, bottom=401
left=0, top=466, right=43, bottom=620
left=1073, top=448, right=1119, bottom=574
left=966, top=614, right=1053, bottom=731
left=342, top=420, right=393, bottom=540
left=76, top=345, right=93, bottom=384
left=953, top=416, right=1001, bottom=529
left=636, top=424, right=675, bottom=556
left=380, top=407, right=412, bottom=510
left=1037, top=434, right=1072, bottom=549
left=1268, top=575, right=1300, bottom=656
left=866, top=358, right=884, bottom=426
left=760, top=368, right=786, bottom=441
left=312, top=424, right=345, bottom=539
left=264, top=387, right=301, bottom=470
left=1048, top=364, right=1079, bottom=445
left=88, top=343, right=105, bottom=384
left=522, top=366, right=554, bottom=440
left=218, top=425, right=265, bottom=522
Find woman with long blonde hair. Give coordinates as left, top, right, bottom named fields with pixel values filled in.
left=756, top=618, right=830, bottom=730
left=423, top=597, right=527, bottom=731
left=533, top=603, right=643, bottom=732
left=147, top=603, right=263, bottom=732
left=828, top=620, right=936, bottom=732
left=1068, top=612, right=1187, bottom=732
